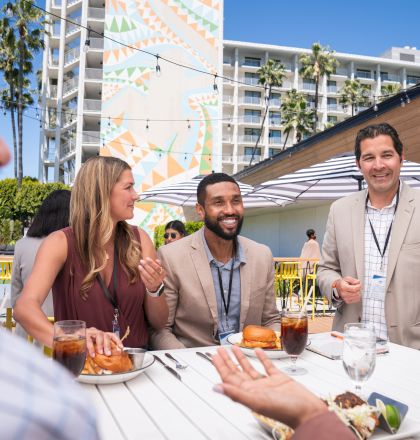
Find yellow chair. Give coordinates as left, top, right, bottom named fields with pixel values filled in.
left=4, top=307, right=14, bottom=330
left=304, top=262, right=317, bottom=320
left=27, top=316, right=55, bottom=357
left=278, top=261, right=303, bottom=309
left=0, top=261, right=12, bottom=283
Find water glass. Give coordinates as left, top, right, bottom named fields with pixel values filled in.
left=342, top=323, right=376, bottom=396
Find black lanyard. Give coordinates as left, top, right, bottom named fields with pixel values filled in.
left=97, top=246, right=120, bottom=336
left=216, top=258, right=235, bottom=317
left=365, top=190, right=399, bottom=267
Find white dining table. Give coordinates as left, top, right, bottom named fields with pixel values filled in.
left=81, top=333, right=420, bottom=440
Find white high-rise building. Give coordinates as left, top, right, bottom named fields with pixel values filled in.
left=38, top=1, right=420, bottom=182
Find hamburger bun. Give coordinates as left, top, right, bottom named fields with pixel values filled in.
left=82, top=341, right=133, bottom=375
left=241, top=325, right=278, bottom=349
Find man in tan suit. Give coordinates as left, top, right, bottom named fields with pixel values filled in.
left=318, top=123, right=420, bottom=349
left=150, top=173, right=280, bottom=349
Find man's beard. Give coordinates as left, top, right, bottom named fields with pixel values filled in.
left=204, top=214, right=243, bottom=240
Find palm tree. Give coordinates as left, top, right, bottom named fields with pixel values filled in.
left=280, top=89, right=314, bottom=149
left=248, top=59, right=286, bottom=166
left=299, top=42, right=339, bottom=132
left=1, top=0, right=48, bottom=187
left=380, top=83, right=401, bottom=100
left=338, top=79, right=370, bottom=116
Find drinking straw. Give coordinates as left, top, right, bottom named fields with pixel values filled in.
left=302, top=286, right=313, bottom=311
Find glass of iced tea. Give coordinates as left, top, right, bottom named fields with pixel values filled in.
left=53, top=320, right=87, bottom=377
left=281, top=310, right=308, bottom=375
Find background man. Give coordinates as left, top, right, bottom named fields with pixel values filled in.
left=318, top=123, right=420, bottom=349
left=150, top=173, right=280, bottom=349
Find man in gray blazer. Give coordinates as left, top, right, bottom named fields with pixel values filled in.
left=150, top=173, right=280, bottom=349
left=318, top=123, right=420, bottom=349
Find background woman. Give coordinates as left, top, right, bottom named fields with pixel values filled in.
left=11, top=190, right=71, bottom=341
left=14, top=157, right=168, bottom=356
left=164, top=220, right=187, bottom=245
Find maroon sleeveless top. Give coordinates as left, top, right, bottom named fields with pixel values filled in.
left=52, top=227, right=148, bottom=348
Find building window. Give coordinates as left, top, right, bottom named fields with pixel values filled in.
left=400, top=53, right=415, bottom=62
left=303, top=78, right=316, bottom=91
left=407, top=75, right=420, bottom=85
left=243, top=56, right=261, bottom=67
left=244, top=146, right=261, bottom=158
left=244, top=72, right=259, bottom=85
left=356, top=69, right=371, bottom=79
left=327, top=115, right=338, bottom=123
left=269, top=111, right=281, bottom=126
left=327, top=80, right=337, bottom=93
left=269, top=130, right=281, bottom=144
left=269, top=93, right=281, bottom=107
left=244, top=90, right=261, bottom=105
left=244, top=109, right=261, bottom=124
left=380, top=71, right=389, bottom=81
left=243, top=128, right=261, bottom=143
left=327, top=97, right=337, bottom=111
left=269, top=148, right=281, bottom=157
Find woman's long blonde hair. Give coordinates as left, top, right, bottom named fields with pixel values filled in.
left=70, top=156, right=141, bottom=299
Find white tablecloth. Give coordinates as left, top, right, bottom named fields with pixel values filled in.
left=81, top=334, right=420, bottom=440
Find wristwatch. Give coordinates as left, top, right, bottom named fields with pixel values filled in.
left=331, top=280, right=341, bottom=301
left=146, top=282, right=165, bottom=297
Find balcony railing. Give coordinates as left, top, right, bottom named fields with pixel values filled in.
left=223, top=56, right=232, bottom=65
left=238, top=155, right=261, bottom=163
left=83, top=131, right=100, bottom=144
left=268, top=98, right=281, bottom=107
left=381, top=73, right=400, bottom=82
left=50, top=55, right=59, bottom=67
left=269, top=137, right=282, bottom=145
left=302, top=82, right=316, bottom=91
left=327, top=104, right=344, bottom=112
left=333, top=67, right=348, bottom=76
left=47, top=149, right=56, bottom=161
left=222, top=135, right=232, bottom=143
left=327, top=85, right=337, bottom=93
left=88, top=7, right=105, bottom=19
left=356, top=71, right=373, bottom=80
left=407, top=76, right=420, bottom=85
left=243, top=115, right=261, bottom=124
left=66, top=17, right=81, bottom=36
left=242, top=76, right=259, bottom=86
left=222, top=77, right=234, bottom=85
left=83, top=99, right=101, bottom=112
left=240, top=97, right=262, bottom=105
left=239, top=134, right=260, bottom=143
left=90, top=38, right=104, bottom=50
left=62, top=111, right=77, bottom=126
left=49, top=85, right=57, bottom=98
left=85, top=68, right=102, bottom=80
left=222, top=95, right=233, bottom=104
left=64, top=48, right=80, bottom=66
left=269, top=119, right=281, bottom=126
left=63, top=77, right=79, bottom=95
left=61, top=140, right=76, bottom=157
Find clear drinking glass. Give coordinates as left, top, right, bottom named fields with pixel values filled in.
left=53, top=320, right=87, bottom=377
left=342, top=323, right=376, bottom=396
left=281, top=310, right=308, bottom=375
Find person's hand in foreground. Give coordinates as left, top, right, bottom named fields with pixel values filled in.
left=213, top=346, right=327, bottom=429
left=86, top=327, right=124, bottom=357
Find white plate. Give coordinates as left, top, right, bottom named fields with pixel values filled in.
left=77, top=352, right=154, bottom=385
left=226, top=332, right=289, bottom=359
left=372, top=417, right=420, bottom=439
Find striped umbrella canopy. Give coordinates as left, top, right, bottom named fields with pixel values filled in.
left=251, top=154, right=420, bottom=201
left=139, top=175, right=293, bottom=208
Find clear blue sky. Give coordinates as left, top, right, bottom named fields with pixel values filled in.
left=2, top=0, right=420, bottom=179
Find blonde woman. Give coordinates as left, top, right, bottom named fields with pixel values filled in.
left=14, top=157, right=168, bottom=356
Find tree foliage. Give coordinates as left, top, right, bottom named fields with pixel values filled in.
left=338, top=79, right=370, bottom=116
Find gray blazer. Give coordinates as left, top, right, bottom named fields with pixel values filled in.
left=150, top=229, right=280, bottom=349
left=318, top=183, right=420, bottom=349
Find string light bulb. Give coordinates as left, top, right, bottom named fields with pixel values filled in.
left=400, top=96, right=406, bottom=108
left=146, top=119, right=149, bottom=129
left=405, top=91, right=411, bottom=104
left=227, top=122, right=231, bottom=131
left=84, top=28, right=91, bottom=53
left=155, top=55, right=161, bottom=77
left=213, top=74, right=218, bottom=94
left=187, top=119, right=191, bottom=129
left=108, top=117, right=111, bottom=127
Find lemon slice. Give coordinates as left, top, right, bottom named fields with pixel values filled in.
left=376, top=398, right=386, bottom=417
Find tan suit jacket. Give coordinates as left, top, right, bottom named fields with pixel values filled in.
left=150, top=229, right=280, bottom=349
left=318, top=183, right=420, bottom=349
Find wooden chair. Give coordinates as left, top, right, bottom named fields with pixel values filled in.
left=0, top=261, right=12, bottom=283
left=278, top=261, right=303, bottom=309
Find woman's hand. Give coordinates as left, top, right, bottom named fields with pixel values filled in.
left=86, top=327, right=124, bottom=357
left=138, top=257, right=166, bottom=293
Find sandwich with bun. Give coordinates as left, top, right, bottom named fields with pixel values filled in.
left=82, top=341, right=133, bottom=375
left=241, top=325, right=280, bottom=349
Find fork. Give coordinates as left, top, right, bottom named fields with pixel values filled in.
left=165, top=353, right=188, bottom=369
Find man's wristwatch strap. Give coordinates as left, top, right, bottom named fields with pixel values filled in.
left=146, top=282, right=165, bottom=297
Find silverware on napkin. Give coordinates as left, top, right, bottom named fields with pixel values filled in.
left=153, top=355, right=182, bottom=380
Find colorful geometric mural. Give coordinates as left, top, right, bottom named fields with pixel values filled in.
left=100, top=0, right=222, bottom=235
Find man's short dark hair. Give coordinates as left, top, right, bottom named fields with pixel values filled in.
left=354, top=123, right=403, bottom=161
left=197, top=173, right=239, bottom=206
left=306, top=229, right=315, bottom=238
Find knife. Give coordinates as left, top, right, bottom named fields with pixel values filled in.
left=153, top=355, right=182, bottom=380
left=196, top=351, right=213, bottom=364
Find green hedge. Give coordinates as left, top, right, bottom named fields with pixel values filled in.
left=0, top=177, right=70, bottom=244
left=154, top=221, right=204, bottom=248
